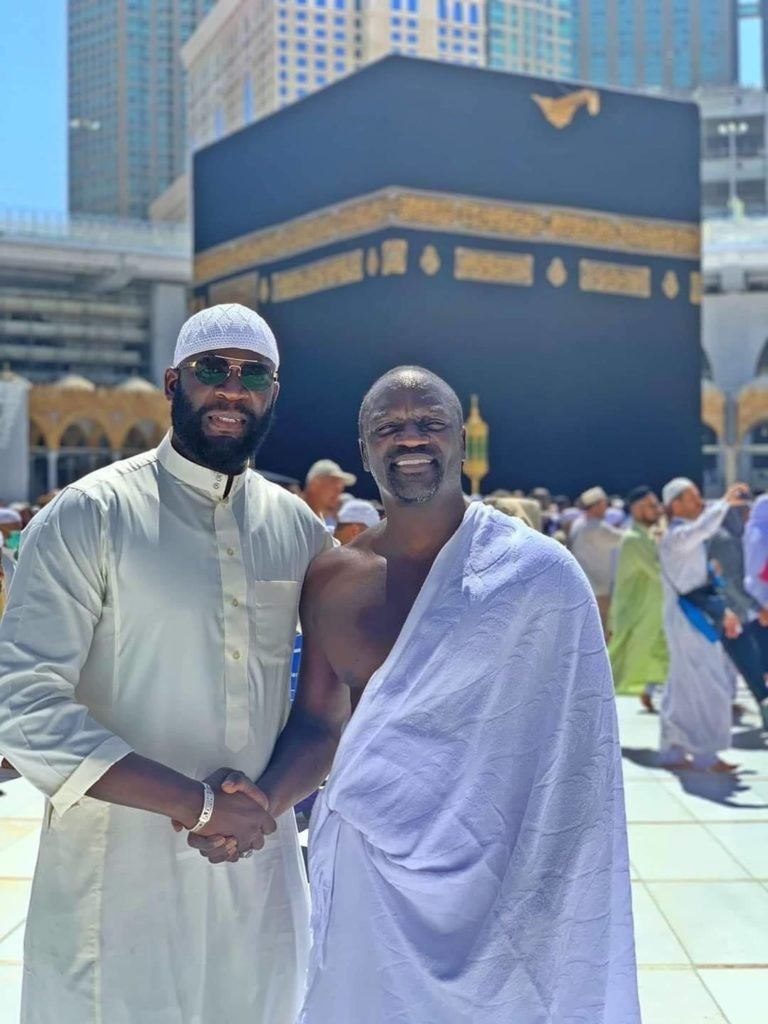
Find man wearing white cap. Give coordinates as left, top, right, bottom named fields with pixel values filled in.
left=659, top=477, right=749, bottom=772
left=0, top=304, right=332, bottom=1023
left=569, top=485, right=625, bottom=635
left=334, top=498, right=380, bottom=545
left=303, top=458, right=357, bottom=526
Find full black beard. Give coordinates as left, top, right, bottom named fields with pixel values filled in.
left=171, top=384, right=275, bottom=475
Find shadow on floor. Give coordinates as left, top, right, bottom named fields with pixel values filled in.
left=621, top=746, right=768, bottom=808
left=731, top=727, right=768, bottom=751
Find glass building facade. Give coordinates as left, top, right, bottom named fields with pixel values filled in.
left=573, top=0, right=739, bottom=93
left=487, top=1, right=575, bottom=80
left=488, top=1, right=739, bottom=93
left=69, top=0, right=215, bottom=219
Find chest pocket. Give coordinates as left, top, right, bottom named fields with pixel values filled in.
left=249, top=581, right=302, bottom=668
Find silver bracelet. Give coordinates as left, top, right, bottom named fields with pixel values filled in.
left=190, top=782, right=215, bottom=833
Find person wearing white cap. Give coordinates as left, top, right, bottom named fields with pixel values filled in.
left=334, top=498, right=380, bottom=545
left=569, top=485, right=625, bottom=635
left=303, top=459, right=357, bottom=526
left=658, top=477, right=750, bottom=772
left=0, top=304, right=333, bottom=1024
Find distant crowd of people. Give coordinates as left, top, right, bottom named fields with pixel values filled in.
left=296, top=468, right=768, bottom=775
left=479, top=478, right=768, bottom=773
left=6, top=464, right=766, bottom=779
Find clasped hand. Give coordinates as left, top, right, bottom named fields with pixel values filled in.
left=173, top=767, right=274, bottom=864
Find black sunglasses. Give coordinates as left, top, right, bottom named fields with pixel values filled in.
left=181, top=355, right=277, bottom=392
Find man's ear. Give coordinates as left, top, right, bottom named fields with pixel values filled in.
left=164, top=368, right=178, bottom=401
left=359, top=437, right=370, bottom=473
left=461, top=426, right=467, bottom=463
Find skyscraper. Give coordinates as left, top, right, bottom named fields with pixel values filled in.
left=572, top=0, right=739, bottom=94
left=183, top=0, right=486, bottom=155
left=68, top=0, right=215, bottom=219
left=486, top=1, right=575, bottom=80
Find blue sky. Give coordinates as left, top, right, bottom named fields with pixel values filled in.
left=0, top=6, right=762, bottom=215
left=741, top=17, right=763, bottom=88
left=0, top=1, right=67, bottom=213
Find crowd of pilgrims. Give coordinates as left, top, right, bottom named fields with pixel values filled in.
left=303, top=469, right=768, bottom=774
left=2, top=467, right=766, bottom=776
left=486, top=479, right=768, bottom=772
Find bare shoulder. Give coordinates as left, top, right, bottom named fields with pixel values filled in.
left=303, top=526, right=382, bottom=598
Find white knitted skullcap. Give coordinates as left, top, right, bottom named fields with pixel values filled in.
left=662, top=477, right=695, bottom=507
left=173, top=304, right=279, bottom=369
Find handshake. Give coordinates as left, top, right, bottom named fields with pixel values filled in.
left=173, top=767, right=275, bottom=865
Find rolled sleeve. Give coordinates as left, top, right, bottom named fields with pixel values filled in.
left=0, top=488, right=134, bottom=813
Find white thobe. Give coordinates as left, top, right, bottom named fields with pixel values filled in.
left=0, top=435, right=332, bottom=1024
left=659, top=501, right=732, bottom=765
left=569, top=517, right=625, bottom=597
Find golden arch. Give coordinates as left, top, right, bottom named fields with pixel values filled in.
left=29, top=417, right=47, bottom=448
left=701, top=385, right=726, bottom=442
left=737, top=387, right=768, bottom=440
left=55, top=413, right=114, bottom=451
left=120, top=418, right=166, bottom=452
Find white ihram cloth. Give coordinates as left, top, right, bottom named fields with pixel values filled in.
left=0, top=435, right=331, bottom=1024
left=301, top=502, right=639, bottom=1024
left=659, top=500, right=732, bottom=765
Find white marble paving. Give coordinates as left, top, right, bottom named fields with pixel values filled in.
left=0, top=695, right=766, bottom=1023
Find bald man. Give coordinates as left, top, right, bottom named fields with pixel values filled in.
left=194, top=366, right=640, bottom=1024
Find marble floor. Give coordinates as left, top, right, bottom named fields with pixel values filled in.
left=1, top=696, right=767, bottom=1023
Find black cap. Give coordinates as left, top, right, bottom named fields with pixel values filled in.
left=626, top=485, right=653, bottom=507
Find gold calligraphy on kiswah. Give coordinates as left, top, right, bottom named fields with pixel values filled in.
left=194, top=187, right=700, bottom=286
left=454, top=247, right=534, bottom=286
left=579, top=259, right=651, bottom=299
left=381, top=238, right=408, bottom=276
left=689, top=271, right=702, bottom=306
left=270, top=249, right=364, bottom=303
left=209, top=271, right=259, bottom=309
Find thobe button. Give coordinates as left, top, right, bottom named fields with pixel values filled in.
left=227, top=547, right=235, bottom=556
left=213, top=483, right=220, bottom=490
left=233, top=650, right=241, bottom=660
left=231, top=598, right=239, bottom=607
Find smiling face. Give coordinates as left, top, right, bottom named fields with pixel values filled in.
left=359, top=369, right=465, bottom=506
left=164, top=346, right=279, bottom=474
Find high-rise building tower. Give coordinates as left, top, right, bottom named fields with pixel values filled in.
left=183, top=0, right=486, bottom=155
left=486, top=1, right=574, bottom=80
left=572, top=0, right=739, bottom=94
left=68, top=0, right=215, bottom=219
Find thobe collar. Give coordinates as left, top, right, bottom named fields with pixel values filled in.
left=156, top=433, right=248, bottom=502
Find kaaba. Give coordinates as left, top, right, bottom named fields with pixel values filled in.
left=192, top=56, right=701, bottom=498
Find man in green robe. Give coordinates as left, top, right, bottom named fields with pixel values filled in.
left=609, top=486, right=668, bottom=709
